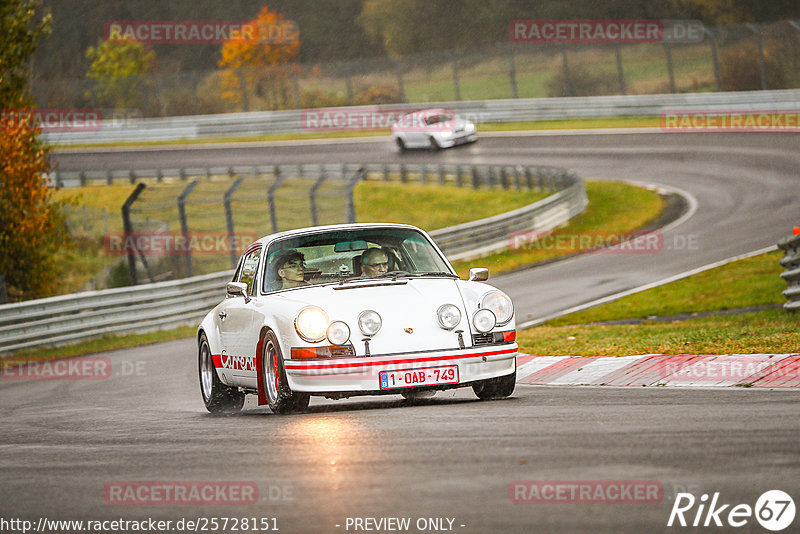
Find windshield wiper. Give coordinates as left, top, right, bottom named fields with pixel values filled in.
left=418, top=271, right=459, bottom=278
left=376, top=271, right=458, bottom=280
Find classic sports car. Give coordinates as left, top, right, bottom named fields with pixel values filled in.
left=391, top=108, right=478, bottom=151
left=197, top=223, right=517, bottom=414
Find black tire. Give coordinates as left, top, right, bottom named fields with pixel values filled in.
left=198, top=332, right=245, bottom=414
left=401, top=389, right=436, bottom=401
left=262, top=331, right=310, bottom=414
left=396, top=137, right=407, bottom=152
left=429, top=136, right=440, bottom=150
left=473, top=370, right=516, bottom=400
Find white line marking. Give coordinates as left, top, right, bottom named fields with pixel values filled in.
left=516, top=356, right=570, bottom=381
left=548, top=355, right=649, bottom=385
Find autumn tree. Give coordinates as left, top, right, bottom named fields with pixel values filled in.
left=0, top=0, right=68, bottom=301
left=217, top=6, right=300, bottom=111
left=85, top=37, right=156, bottom=110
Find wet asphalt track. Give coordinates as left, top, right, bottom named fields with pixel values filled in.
left=1, top=132, right=797, bottom=533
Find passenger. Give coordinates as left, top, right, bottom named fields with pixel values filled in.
left=271, top=250, right=309, bottom=289
left=361, top=248, right=390, bottom=277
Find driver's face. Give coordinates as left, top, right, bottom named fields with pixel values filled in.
left=279, top=259, right=305, bottom=283
left=362, top=253, right=389, bottom=276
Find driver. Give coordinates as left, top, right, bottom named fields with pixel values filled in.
left=361, top=247, right=389, bottom=277
left=271, top=250, right=309, bottom=289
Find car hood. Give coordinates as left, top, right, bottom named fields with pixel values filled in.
left=275, top=277, right=474, bottom=355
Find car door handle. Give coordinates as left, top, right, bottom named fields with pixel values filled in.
left=218, top=311, right=227, bottom=320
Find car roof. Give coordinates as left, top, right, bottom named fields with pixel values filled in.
left=404, top=108, right=452, bottom=118
left=249, top=222, right=427, bottom=250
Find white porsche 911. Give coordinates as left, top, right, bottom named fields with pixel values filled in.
left=391, top=108, right=478, bottom=151
left=197, top=223, right=517, bottom=414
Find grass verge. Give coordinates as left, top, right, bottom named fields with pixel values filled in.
left=517, top=251, right=799, bottom=356
left=516, top=309, right=799, bottom=356
left=52, top=117, right=661, bottom=150
left=3, top=326, right=196, bottom=364
left=450, top=180, right=663, bottom=278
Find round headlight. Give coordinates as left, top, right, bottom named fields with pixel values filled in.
left=358, top=310, right=382, bottom=337
left=437, top=304, right=462, bottom=330
left=326, top=321, right=351, bottom=346
left=295, top=306, right=328, bottom=342
left=480, top=290, right=514, bottom=325
left=472, top=308, right=497, bottom=333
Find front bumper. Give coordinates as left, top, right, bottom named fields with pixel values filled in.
left=284, top=343, right=517, bottom=393
left=439, top=132, right=478, bottom=148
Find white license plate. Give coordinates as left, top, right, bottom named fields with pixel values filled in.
left=379, top=365, right=459, bottom=390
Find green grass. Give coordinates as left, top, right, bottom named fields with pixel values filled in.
left=355, top=181, right=549, bottom=231
left=3, top=326, right=197, bottom=364
left=548, top=251, right=786, bottom=326
left=517, top=309, right=800, bottom=356
left=451, top=180, right=663, bottom=278
left=517, top=251, right=799, bottom=356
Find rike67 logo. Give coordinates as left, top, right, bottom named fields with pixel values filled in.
left=668, top=490, right=795, bottom=531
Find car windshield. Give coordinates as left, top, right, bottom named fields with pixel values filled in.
left=424, top=114, right=454, bottom=126
left=262, top=227, right=454, bottom=293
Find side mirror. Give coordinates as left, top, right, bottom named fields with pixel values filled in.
left=468, top=268, right=489, bottom=281
left=226, top=281, right=250, bottom=302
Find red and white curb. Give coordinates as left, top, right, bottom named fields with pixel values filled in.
left=516, top=354, right=800, bottom=388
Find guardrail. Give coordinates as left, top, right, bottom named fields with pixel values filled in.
left=0, top=164, right=585, bottom=355
left=778, top=232, right=800, bottom=311
left=0, top=271, right=232, bottom=355
left=42, top=89, right=800, bottom=145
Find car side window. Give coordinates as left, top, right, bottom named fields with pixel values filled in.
left=237, top=248, right=261, bottom=296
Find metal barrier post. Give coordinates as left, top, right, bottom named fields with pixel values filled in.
left=309, top=171, right=327, bottom=227
left=746, top=24, right=769, bottom=90
left=507, top=44, right=519, bottom=99
left=663, top=43, right=676, bottom=93
left=615, top=44, right=626, bottom=95
left=224, top=176, right=245, bottom=268
left=346, top=168, right=365, bottom=223
left=268, top=167, right=286, bottom=234
left=705, top=28, right=722, bottom=91
left=178, top=180, right=200, bottom=278
left=121, top=183, right=146, bottom=285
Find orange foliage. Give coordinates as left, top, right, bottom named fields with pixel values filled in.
left=0, top=112, right=68, bottom=300
left=217, top=6, right=300, bottom=110
left=219, top=7, right=300, bottom=69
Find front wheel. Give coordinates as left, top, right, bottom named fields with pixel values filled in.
left=263, top=331, right=310, bottom=414
left=429, top=136, right=440, bottom=150
left=198, top=333, right=245, bottom=414
left=396, top=137, right=407, bottom=152
left=473, top=370, right=516, bottom=400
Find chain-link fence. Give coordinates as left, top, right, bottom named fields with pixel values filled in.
left=54, top=162, right=572, bottom=288
left=32, top=20, right=800, bottom=118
